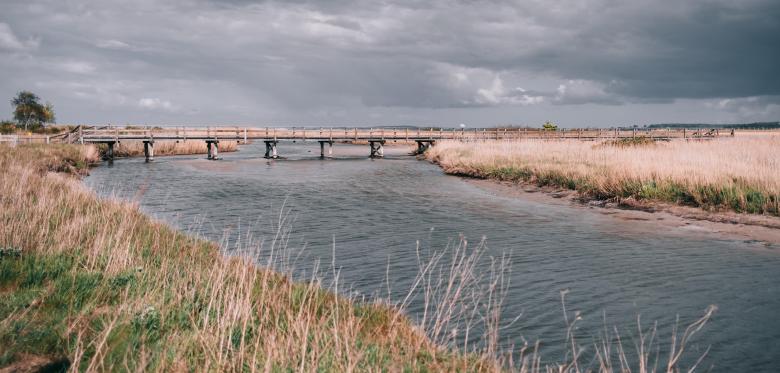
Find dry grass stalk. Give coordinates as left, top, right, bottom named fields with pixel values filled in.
left=427, top=135, right=780, bottom=215
left=1, top=144, right=716, bottom=372
left=108, top=140, right=238, bottom=157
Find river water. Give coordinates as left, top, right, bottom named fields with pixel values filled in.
left=84, top=142, right=780, bottom=371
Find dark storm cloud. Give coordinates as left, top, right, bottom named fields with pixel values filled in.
left=0, top=0, right=778, bottom=125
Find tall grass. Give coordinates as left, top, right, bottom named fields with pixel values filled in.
left=427, top=136, right=780, bottom=215
left=107, top=140, right=238, bottom=157
left=0, top=144, right=716, bottom=372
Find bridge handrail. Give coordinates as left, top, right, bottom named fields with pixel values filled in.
left=70, top=126, right=732, bottom=142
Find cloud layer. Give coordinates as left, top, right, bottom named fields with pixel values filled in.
left=1, top=0, right=778, bottom=126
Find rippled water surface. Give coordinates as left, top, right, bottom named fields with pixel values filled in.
left=84, top=142, right=780, bottom=371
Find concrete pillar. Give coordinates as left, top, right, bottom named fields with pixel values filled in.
left=264, top=141, right=278, bottom=159
left=143, top=141, right=154, bottom=162
left=206, top=140, right=219, bottom=160
left=369, top=141, right=384, bottom=158
left=415, top=140, right=433, bottom=155
left=319, top=141, right=333, bottom=158
left=104, top=141, right=115, bottom=160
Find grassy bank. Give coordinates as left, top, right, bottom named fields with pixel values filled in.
left=427, top=137, right=780, bottom=216
left=1, top=144, right=716, bottom=372
left=105, top=140, right=238, bottom=158
left=0, top=144, right=494, bottom=371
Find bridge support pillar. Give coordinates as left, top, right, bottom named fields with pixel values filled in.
left=103, top=141, right=116, bottom=161
left=206, top=140, right=219, bottom=160
left=319, top=141, right=333, bottom=158
left=264, top=141, right=278, bottom=159
left=414, top=140, right=434, bottom=155
left=143, top=140, right=154, bottom=162
left=369, top=141, right=385, bottom=158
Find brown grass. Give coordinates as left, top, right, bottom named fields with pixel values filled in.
left=427, top=135, right=780, bottom=215
left=0, top=144, right=717, bottom=372
left=110, top=140, right=238, bottom=157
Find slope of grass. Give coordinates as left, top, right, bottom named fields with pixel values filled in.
left=1, top=144, right=718, bottom=372
left=427, top=137, right=780, bottom=215
left=0, top=144, right=491, bottom=371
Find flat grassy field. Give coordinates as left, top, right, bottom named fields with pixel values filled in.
left=427, top=135, right=780, bottom=216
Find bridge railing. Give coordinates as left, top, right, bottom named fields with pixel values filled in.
left=71, top=126, right=727, bottom=143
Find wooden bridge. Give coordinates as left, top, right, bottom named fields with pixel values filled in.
left=12, top=126, right=730, bottom=161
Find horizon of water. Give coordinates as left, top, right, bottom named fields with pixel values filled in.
left=84, top=142, right=780, bottom=372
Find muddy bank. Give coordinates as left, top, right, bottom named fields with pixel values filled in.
left=462, top=177, right=780, bottom=247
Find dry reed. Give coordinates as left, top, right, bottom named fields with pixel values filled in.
left=0, top=144, right=716, bottom=372
left=427, top=135, right=780, bottom=215
left=108, top=140, right=238, bottom=158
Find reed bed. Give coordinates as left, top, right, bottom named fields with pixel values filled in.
left=427, top=135, right=780, bottom=215
left=0, top=144, right=715, bottom=372
left=108, top=140, right=238, bottom=157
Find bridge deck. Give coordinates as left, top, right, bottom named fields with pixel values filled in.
left=65, top=127, right=725, bottom=144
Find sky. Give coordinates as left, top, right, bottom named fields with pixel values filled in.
left=1, top=0, right=779, bottom=127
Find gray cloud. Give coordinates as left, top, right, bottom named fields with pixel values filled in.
left=0, top=0, right=778, bottom=126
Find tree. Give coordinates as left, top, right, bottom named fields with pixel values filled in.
left=542, top=121, right=558, bottom=131
left=11, top=91, right=55, bottom=131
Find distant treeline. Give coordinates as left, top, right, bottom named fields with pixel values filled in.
left=647, top=121, right=780, bottom=129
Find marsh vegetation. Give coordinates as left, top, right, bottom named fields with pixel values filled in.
left=1, top=144, right=719, bottom=371
left=427, top=136, right=780, bottom=215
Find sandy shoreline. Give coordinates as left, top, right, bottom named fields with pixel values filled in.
left=457, top=176, right=780, bottom=248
